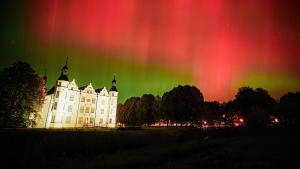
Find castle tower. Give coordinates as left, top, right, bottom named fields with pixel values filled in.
left=108, top=75, right=118, bottom=127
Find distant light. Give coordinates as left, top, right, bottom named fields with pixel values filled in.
left=274, top=118, right=279, bottom=123
left=203, top=120, right=207, bottom=124
left=239, top=118, right=244, bottom=123
left=222, top=114, right=226, bottom=118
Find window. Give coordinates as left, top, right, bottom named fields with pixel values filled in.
left=101, top=100, right=105, bottom=105
left=68, top=105, right=72, bottom=112
left=78, top=117, right=83, bottom=124
left=84, top=117, right=89, bottom=124
left=58, top=82, right=61, bottom=86
left=52, top=102, right=57, bottom=110
left=66, top=116, right=71, bottom=124
left=87, top=98, right=91, bottom=102
left=90, top=118, right=94, bottom=124
left=109, top=118, right=112, bottom=123
left=69, top=95, right=74, bottom=101
left=99, top=118, right=103, bottom=123
left=91, top=108, right=95, bottom=113
left=56, top=91, right=60, bottom=98
left=80, top=106, right=84, bottom=113
left=101, top=109, right=104, bottom=114
left=81, top=97, right=85, bottom=102
left=51, top=115, right=55, bottom=123
left=92, top=98, right=96, bottom=104
left=85, top=107, right=90, bottom=113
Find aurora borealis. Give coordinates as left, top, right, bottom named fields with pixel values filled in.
left=1, top=0, right=300, bottom=103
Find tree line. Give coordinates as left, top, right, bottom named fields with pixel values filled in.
left=0, top=61, right=299, bottom=128
left=118, top=85, right=300, bottom=128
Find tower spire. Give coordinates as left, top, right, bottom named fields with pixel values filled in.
left=58, top=56, right=69, bottom=81
left=110, top=74, right=117, bottom=91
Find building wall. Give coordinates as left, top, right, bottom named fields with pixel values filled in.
left=35, top=79, right=118, bottom=128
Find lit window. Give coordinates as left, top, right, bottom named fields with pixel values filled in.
left=68, top=105, right=72, bottom=112
left=52, top=102, right=57, bottom=110
left=80, top=106, right=84, bottom=113
left=92, top=98, right=96, bottom=104
left=91, top=108, right=95, bottom=113
left=90, top=118, right=94, bottom=124
left=85, top=117, right=89, bottom=124
left=56, top=91, right=60, bottom=98
left=66, top=116, right=71, bottom=123
left=51, top=115, right=55, bottom=123
left=69, top=95, right=74, bottom=101
left=81, top=97, right=85, bottom=102
left=101, top=109, right=104, bottom=114
left=78, top=117, right=83, bottom=124
left=85, top=107, right=90, bottom=113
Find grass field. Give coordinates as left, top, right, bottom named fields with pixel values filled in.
left=1, top=127, right=299, bottom=169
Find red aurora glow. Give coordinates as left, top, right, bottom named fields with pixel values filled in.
left=30, top=0, right=300, bottom=101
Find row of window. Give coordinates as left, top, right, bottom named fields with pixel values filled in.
left=52, top=103, right=106, bottom=115
left=79, top=106, right=96, bottom=114
left=55, top=92, right=109, bottom=106
left=50, top=116, right=113, bottom=124
left=78, top=117, right=113, bottom=124
left=81, top=97, right=96, bottom=104
left=78, top=117, right=94, bottom=125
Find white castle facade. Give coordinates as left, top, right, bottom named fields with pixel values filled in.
left=35, top=61, right=118, bottom=128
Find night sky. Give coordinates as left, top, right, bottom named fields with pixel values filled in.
left=1, top=0, right=300, bottom=103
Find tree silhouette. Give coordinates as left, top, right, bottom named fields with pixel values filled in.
left=202, top=101, right=222, bottom=124
left=152, top=96, right=163, bottom=125
left=234, top=87, right=276, bottom=127
left=0, top=61, right=46, bottom=128
left=136, top=94, right=155, bottom=125
left=279, top=92, right=300, bottom=125
left=161, top=85, right=204, bottom=126
left=119, top=97, right=141, bottom=126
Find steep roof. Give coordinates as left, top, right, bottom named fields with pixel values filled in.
left=79, top=85, right=88, bottom=90
left=47, top=86, right=55, bottom=95
left=95, top=88, right=104, bottom=93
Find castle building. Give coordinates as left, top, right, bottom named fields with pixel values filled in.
left=35, top=60, right=118, bottom=128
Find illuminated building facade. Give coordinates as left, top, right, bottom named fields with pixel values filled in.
left=35, top=60, right=118, bottom=128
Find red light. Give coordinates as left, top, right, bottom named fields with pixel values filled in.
left=239, top=118, right=244, bottom=123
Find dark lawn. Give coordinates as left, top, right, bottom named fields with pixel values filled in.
left=0, top=127, right=299, bottom=169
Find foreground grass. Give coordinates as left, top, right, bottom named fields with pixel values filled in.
left=1, top=127, right=299, bottom=169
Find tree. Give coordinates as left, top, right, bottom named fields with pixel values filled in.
left=116, top=103, right=124, bottom=123
left=161, top=85, right=204, bottom=126
left=221, top=101, right=238, bottom=127
left=202, top=101, right=222, bottom=123
left=136, top=94, right=155, bottom=125
left=279, top=92, right=300, bottom=125
left=119, top=97, right=141, bottom=126
left=0, top=61, right=46, bottom=128
left=233, top=87, right=276, bottom=127
left=152, top=96, right=163, bottom=125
